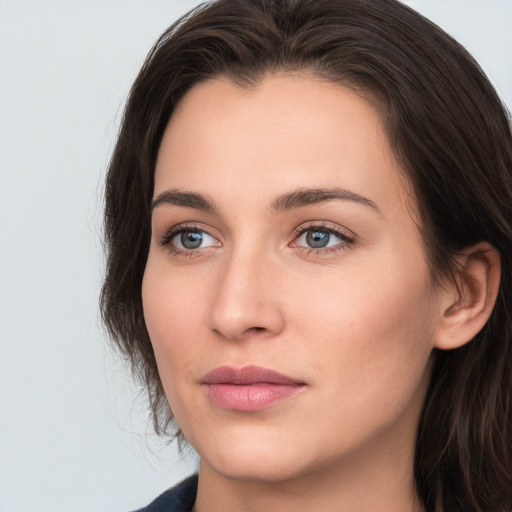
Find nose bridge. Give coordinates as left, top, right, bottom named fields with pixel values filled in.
left=209, top=240, right=284, bottom=340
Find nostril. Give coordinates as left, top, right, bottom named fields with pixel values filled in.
left=249, top=326, right=265, bottom=333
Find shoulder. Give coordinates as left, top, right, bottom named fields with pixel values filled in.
left=130, top=474, right=198, bottom=512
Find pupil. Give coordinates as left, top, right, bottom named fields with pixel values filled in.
left=306, top=230, right=329, bottom=248
left=181, top=231, right=203, bottom=249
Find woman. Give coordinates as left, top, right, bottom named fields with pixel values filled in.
left=101, top=0, right=512, bottom=510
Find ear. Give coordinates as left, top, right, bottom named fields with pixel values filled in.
left=434, top=242, right=501, bottom=350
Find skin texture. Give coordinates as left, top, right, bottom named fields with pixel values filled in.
left=142, top=75, right=500, bottom=512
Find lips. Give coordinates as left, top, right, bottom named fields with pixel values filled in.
left=202, top=365, right=305, bottom=411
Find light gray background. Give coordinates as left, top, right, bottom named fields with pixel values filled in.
left=1, top=1, right=511, bottom=511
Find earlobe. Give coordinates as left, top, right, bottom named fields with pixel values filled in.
left=434, top=242, right=501, bottom=350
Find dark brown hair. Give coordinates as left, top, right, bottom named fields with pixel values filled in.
left=101, top=0, right=512, bottom=510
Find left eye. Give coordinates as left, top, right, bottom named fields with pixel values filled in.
left=171, top=230, right=219, bottom=250
left=295, top=228, right=344, bottom=249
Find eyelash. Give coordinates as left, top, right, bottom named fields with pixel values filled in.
left=291, top=222, right=356, bottom=256
left=160, top=223, right=216, bottom=258
left=159, top=222, right=356, bottom=258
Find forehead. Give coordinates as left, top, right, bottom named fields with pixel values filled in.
left=154, top=74, right=414, bottom=218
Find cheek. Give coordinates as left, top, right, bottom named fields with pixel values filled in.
left=141, top=260, right=205, bottom=394
left=142, top=259, right=226, bottom=442
left=292, top=254, right=435, bottom=341
left=289, top=254, right=437, bottom=413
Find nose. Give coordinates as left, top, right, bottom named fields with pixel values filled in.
left=209, top=247, right=285, bottom=341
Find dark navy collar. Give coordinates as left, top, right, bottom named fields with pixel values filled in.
left=132, top=474, right=198, bottom=512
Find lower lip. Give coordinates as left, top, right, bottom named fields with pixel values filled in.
left=205, top=383, right=304, bottom=411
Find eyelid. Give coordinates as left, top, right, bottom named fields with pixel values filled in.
left=289, top=221, right=356, bottom=252
left=291, top=221, right=355, bottom=240
left=159, top=222, right=222, bottom=252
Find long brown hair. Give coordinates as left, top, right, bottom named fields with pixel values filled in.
left=101, top=1, right=512, bottom=510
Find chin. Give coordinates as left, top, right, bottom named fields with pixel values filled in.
left=193, top=426, right=315, bottom=483
left=207, top=454, right=307, bottom=483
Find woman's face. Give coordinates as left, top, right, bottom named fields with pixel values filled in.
left=143, top=75, right=444, bottom=483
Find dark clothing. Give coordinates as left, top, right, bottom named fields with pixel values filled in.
left=132, top=475, right=198, bottom=512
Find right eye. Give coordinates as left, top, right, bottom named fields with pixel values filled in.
left=171, top=229, right=219, bottom=250
left=160, top=224, right=222, bottom=255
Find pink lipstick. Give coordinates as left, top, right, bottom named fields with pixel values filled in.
left=202, top=365, right=305, bottom=411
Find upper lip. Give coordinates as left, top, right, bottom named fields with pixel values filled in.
left=202, top=365, right=304, bottom=385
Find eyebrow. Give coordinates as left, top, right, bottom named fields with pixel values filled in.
left=151, top=189, right=216, bottom=212
left=271, top=187, right=379, bottom=213
left=150, top=187, right=379, bottom=214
